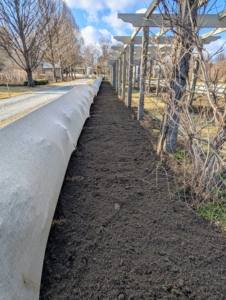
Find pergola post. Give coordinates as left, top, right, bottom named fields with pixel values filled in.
left=113, top=62, right=116, bottom=90
left=147, top=59, right=153, bottom=93
left=156, top=63, right=161, bottom=96
left=122, top=51, right=126, bottom=101
left=109, top=67, right=111, bottom=85
left=133, top=64, right=136, bottom=88
left=115, top=60, right=118, bottom=93
left=118, top=57, right=122, bottom=96
left=137, top=64, right=140, bottom=89
left=126, top=60, right=128, bottom=85
left=126, top=44, right=134, bottom=107
left=138, top=26, right=149, bottom=120
left=110, top=66, right=113, bottom=85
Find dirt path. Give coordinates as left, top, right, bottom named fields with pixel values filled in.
left=40, top=82, right=226, bottom=300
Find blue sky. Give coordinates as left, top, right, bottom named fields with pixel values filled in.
left=67, top=0, right=226, bottom=54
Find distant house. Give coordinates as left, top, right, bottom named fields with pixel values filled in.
left=87, top=67, right=94, bottom=75
left=41, top=63, right=61, bottom=78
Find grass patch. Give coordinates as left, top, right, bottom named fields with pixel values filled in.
left=87, top=79, right=95, bottom=85
left=0, top=85, right=44, bottom=99
left=0, top=79, right=82, bottom=99
left=172, top=147, right=192, bottom=163
left=196, top=202, right=226, bottom=230
left=152, top=129, right=160, bottom=135
left=131, top=88, right=164, bottom=120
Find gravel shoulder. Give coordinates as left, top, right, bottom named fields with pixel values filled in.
left=40, top=82, right=226, bottom=300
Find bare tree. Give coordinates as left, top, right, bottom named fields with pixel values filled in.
left=43, top=0, right=64, bottom=82
left=83, top=44, right=100, bottom=68
left=49, top=2, right=83, bottom=81
left=99, top=38, right=111, bottom=66
left=142, top=0, right=226, bottom=204
left=215, top=52, right=226, bottom=63
left=157, top=0, right=199, bottom=154
left=0, top=0, right=56, bottom=86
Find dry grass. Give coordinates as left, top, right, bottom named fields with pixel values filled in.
left=87, top=79, right=96, bottom=85
left=0, top=79, right=82, bottom=99
left=0, top=85, right=44, bottom=99
left=51, top=219, right=67, bottom=226
left=131, top=88, right=225, bottom=153
left=131, top=88, right=164, bottom=120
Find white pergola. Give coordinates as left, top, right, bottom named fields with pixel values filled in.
left=109, top=0, right=226, bottom=120
left=118, top=11, right=226, bottom=28
left=113, top=35, right=220, bottom=45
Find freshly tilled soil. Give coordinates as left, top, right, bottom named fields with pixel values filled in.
left=40, top=82, right=226, bottom=300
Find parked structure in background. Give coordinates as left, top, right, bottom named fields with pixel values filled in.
left=87, top=67, right=94, bottom=75
left=41, top=63, right=61, bottom=80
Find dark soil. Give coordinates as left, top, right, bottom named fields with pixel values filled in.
left=40, top=82, right=226, bottom=300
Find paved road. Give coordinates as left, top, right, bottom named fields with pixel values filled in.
left=148, top=79, right=226, bottom=95
left=0, top=78, right=90, bottom=126
left=194, top=83, right=226, bottom=95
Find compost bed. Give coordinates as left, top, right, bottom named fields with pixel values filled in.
left=40, top=82, right=226, bottom=300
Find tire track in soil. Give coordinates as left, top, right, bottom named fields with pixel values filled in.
left=40, top=82, right=226, bottom=300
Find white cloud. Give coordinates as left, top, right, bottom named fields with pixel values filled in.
left=102, top=12, right=133, bottom=35
left=65, top=0, right=138, bottom=24
left=81, top=26, right=120, bottom=46
left=66, top=0, right=137, bottom=12
left=135, top=8, right=147, bottom=13
left=204, top=39, right=226, bottom=55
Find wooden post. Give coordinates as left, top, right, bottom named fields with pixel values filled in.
left=110, top=67, right=112, bottom=85
left=111, top=67, right=113, bottom=86
left=137, top=64, right=140, bottom=89
left=126, top=44, right=134, bottom=107
left=122, top=51, right=126, bottom=101
left=148, top=59, right=153, bottom=93
left=127, top=60, right=130, bottom=85
left=115, top=60, right=118, bottom=93
left=113, top=62, right=116, bottom=90
left=133, top=64, right=136, bottom=88
left=138, top=26, right=149, bottom=120
left=118, top=57, right=122, bottom=96
left=156, top=64, right=161, bottom=96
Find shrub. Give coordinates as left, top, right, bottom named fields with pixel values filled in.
left=24, top=79, right=49, bottom=86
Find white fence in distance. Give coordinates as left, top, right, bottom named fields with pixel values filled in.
left=0, top=78, right=102, bottom=300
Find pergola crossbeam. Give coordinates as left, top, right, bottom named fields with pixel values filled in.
left=113, top=35, right=220, bottom=45
left=201, top=27, right=226, bottom=39
left=125, top=0, right=161, bottom=49
left=118, top=12, right=226, bottom=28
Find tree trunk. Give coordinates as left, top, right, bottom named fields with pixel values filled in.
left=71, top=66, right=74, bottom=80
left=189, top=54, right=200, bottom=106
left=138, top=26, right=149, bottom=120
left=27, top=69, right=35, bottom=87
left=52, top=60, right=57, bottom=83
